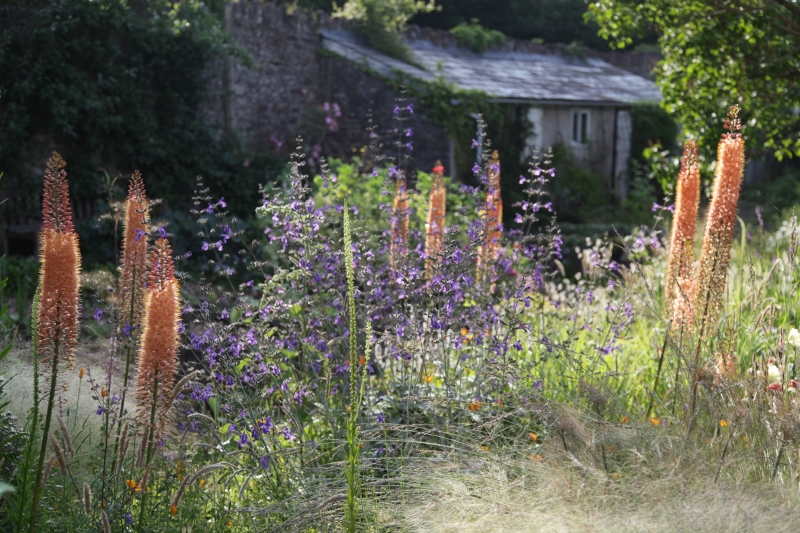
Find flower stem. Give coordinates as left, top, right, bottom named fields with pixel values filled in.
left=29, top=337, right=59, bottom=533
left=136, top=374, right=158, bottom=533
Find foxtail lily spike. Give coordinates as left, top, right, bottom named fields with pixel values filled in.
left=666, top=141, right=701, bottom=330
left=425, top=161, right=446, bottom=278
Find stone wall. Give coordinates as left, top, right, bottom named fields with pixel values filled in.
left=206, top=1, right=660, bottom=175
left=205, top=2, right=452, bottom=175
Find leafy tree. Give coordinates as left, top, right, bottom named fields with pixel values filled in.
left=413, top=0, right=615, bottom=49
left=0, top=0, right=283, bottom=218
left=333, top=0, right=437, bottom=59
left=449, top=19, right=506, bottom=53
left=588, top=0, right=800, bottom=160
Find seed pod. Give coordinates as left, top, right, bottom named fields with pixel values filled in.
left=49, top=434, right=68, bottom=477
left=56, top=415, right=75, bottom=458
left=83, top=482, right=92, bottom=515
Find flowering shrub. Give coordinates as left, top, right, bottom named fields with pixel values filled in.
left=5, top=104, right=800, bottom=533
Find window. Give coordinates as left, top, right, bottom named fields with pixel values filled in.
left=572, top=110, right=590, bottom=144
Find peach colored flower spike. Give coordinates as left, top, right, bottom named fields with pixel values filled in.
left=390, top=171, right=409, bottom=271
left=119, top=171, right=150, bottom=334
left=136, top=238, right=180, bottom=434
left=425, top=161, right=446, bottom=278
left=38, top=152, right=81, bottom=369
left=692, top=106, right=745, bottom=337
left=666, top=141, right=700, bottom=330
left=477, top=150, right=503, bottom=283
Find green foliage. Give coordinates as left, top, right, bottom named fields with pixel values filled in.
left=0, top=256, right=39, bottom=337
left=449, top=19, right=505, bottom=53
left=313, top=158, right=472, bottom=232
left=621, top=167, right=658, bottom=224
left=742, top=167, right=800, bottom=222
left=587, top=0, right=800, bottom=160
left=0, top=257, right=25, bottom=484
left=549, top=143, right=610, bottom=222
left=629, top=102, right=679, bottom=165
left=414, top=0, right=633, bottom=49
left=0, top=0, right=283, bottom=215
left=333, top=0, right=437, bottom=61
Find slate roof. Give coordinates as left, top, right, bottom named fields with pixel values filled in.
left=321, top=30, right=661, bottom=106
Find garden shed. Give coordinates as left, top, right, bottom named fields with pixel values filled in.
left=321, top=28, right=662, bottom=199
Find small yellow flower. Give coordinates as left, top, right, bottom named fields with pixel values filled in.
left=481, top=445, right=489, bottom=452
left=424, top=375, right=433, bottom=383
left=79, top=367, right=84, bottom=379
left=126, top=480, right=136, bottom=489
left=199, top=479, right=206, bottom=488
left=719, top=419, right=728, bottom=428
left=650, top=417, right=660, bottom=426
left=529, top=432, right=537, bottom=443
left=227, top=521, right=232, bottom=528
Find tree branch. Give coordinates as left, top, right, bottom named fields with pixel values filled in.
left=771, top=0, right=800, bottom=19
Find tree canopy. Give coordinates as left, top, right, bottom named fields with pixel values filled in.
left=588, top=0, right=800, bottom=160
left=288, top=0, right=626, bottom=49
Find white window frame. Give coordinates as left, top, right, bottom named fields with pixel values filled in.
left=571, top=109, right=591, bottom=145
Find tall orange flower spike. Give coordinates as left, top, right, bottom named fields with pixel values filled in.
left=692, top=106, right=745, bottom=337
left=136, top=238, right=180, bottom=434
left=477, top=151, right=503, bottom=282
left=119, top=171, right=150, bottom=333
left=666, top=141, right=700, bottom=330
left=38, top=152, right=81, bottom=370
left=425, top=161, right=446, bottom=278
left=390, top=170, right=409, bottom=271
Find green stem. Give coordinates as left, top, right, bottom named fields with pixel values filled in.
left=647, top=334, right=669, bottom=419
left=29, top=337, right=59, bottom=533
left=111, top=268, right=138, bottom=487
left=110, top=343, right=133, bottom=485
left=136, top=375, right=158, bottom=533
